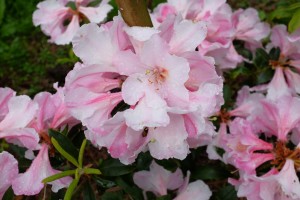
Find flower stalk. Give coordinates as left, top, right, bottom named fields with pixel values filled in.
left=115, top=0, right=153, bottom=27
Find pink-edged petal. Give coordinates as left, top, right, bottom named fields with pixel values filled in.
left=53, top=15, right=80, bottom=45
left=113, top=50, right=146, bottom=75
left=267, top=67, right=291, bottom=100
left=163, top=54, right=190, bottom=108
left=169, top=19, right=207, bottom=54
left=276, top=159, right=300, bottom=199
left=66, top=87, right=122, bottom=130
left=72, top=23, right=117, bottom=67
left=33, top=92, right=56, bottom=131
left=78, top=2, right=112, bottom=23
left=0, top=87, right=15, bottom=120
left=148, top=115, right=189, bottom=160
left=133, top=161, right=184, bottom=196
left=0, top=128, right=39, bottom=150
left=0, top=151, right=18, bottom=199
left=65, top=63, right=121, bottom=92
left=0, top=96, right=38, bottom=130
left=12, top=144, right=72, bottom=195
left=124, top=90, right=169, bottom=130
left=140, top=35, right=169, bottom=67
left=33, top=0, right=68, bottom=25
left=285, top=68, right=300, bottom=94
left=174, top=180, right=212, bottom=200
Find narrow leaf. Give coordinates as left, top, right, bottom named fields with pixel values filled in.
left=78, top=139, right=87, bottom=168
left=51, top=137, right=79, bottom=167
left=64, top=178, right=79, bottom=200
left=49, top=129, right=79, bottom=159
left=84, top=168, right=101, bottom=175
left=42, top=170, right=76, bottom=183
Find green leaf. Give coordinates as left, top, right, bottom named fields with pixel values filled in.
left=99, top=158, right=135, bottom=176
left=269, top=47, right=281, bottom=61
left=51, top=137, right=79, bottom=167
left=3, top=187, right=14, bottom=200
left=192, top=164, right=230, bottom=180
left=43, top=170, right=76, bottom=183
left=64, top=178, right=79, bottom=200
left=93, top=177, right=117, bottom=188
left=253, top=48, right=270, bottom=68
left=155, top=159, right=179, bottom=172
left=136, top=152, right=152, bottom=170
left=289, top=8, right=300, bottom=33
left=102, top=191, right=123, bottom=200
left=115, top=177, right=143, bottom=200
left=156, top=195, right=172, bottom=200
left=49, top=129, right=79, bottom=159
left=83, top=168, right=101, bottom=175
left=79, top=139, right=87, bottom=168
left=0, top=0, right=5, bottom=25
left=213, top=185, right=238, bottom=200
left=83, top=182, right=96, bottom=200
left=257, top=69, right=274, bottom=84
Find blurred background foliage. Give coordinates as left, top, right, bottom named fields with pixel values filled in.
left=0, top=0, right=300, bottom=199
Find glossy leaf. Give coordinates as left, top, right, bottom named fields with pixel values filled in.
left=83, top=181, right=96, bottom=200
left=115, top=177, right=143, bottom=200
left=49, top=129, right=79, bottom=159
left=99, top=158, right=135, bottom=176
left=51, top=137, right=79, bottom=167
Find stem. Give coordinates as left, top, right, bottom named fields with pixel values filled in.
left=115, top=0, right=153, bottom=27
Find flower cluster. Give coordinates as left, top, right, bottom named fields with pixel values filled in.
left=152, top=0, right=270, bottom=70
left=0, top=85, right=77, bottom=196
left=207, top=25, right=300, bottom=199
left=33, top=0, right=112, bottom=44
left=64, top=14, right=223, bottom=164
left=2, top=0, right=300, bottom=199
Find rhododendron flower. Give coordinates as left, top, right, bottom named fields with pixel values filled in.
left=232, top=8, right=270, bottom=50
left=65, top=14, right=223, bottom=163
left=134, top=162, right=212, bottom=200
left=0, top=151, right=18, bottom=199
left=12, top=144, right=72, bottom=195
left=253, top=95, right=300, bottom=141
left=230, top=159, right=300, bottom=200
left=33, top=0, right=112, bottom=44
left=255, top=25, right=300, bottom=99
left=222, top=119, right=274, bottom=174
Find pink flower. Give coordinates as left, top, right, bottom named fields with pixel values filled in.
left=66, top=14, right=223, bottom=163
left=33, top=0, right=112, bottom=45
left=230, top=159, right=300, bottom=200
left=223, top=119, right=274, bottom=174
left=133, top=161, right=184, bottom=196
left=253, top=95, right=300, bottom=141
left=232, top=8, right=270, bottom=50
left=0, top=151, right=18, bottom=199
left=12, top=144, right=72, bottom=195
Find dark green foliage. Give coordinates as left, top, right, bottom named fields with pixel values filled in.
left=99, top=158, right=136, bottom=176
